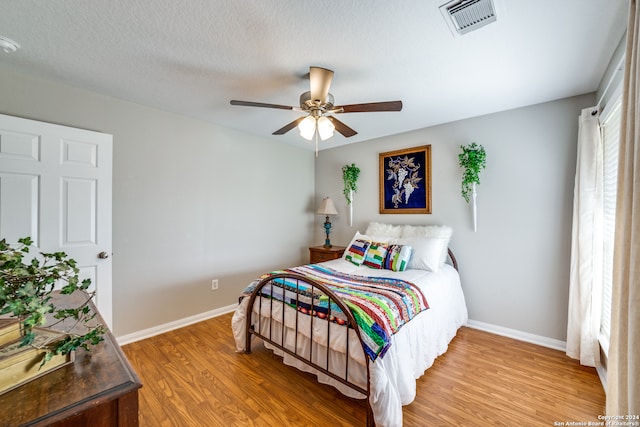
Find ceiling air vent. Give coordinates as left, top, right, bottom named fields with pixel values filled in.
left=440, top=0, right=497, bottom=36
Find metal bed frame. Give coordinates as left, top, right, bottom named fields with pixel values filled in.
left=242, top=248, right=458, bottom=426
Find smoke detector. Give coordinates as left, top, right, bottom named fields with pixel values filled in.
left=0, top=36, right=20, bottom=53
left=440, top=0, right=499, bottom=36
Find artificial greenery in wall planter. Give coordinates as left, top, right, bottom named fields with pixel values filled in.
left=458, top=143, right=487, bottom=231
left=342, top=163, right=360, bottom=226
left=0, top=237, right=106, bottom=367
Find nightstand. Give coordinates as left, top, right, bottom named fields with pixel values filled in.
left=309, top=245, right=346, bottom=264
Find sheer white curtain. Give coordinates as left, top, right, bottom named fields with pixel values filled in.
left=566, top=107, right=603, bottom=367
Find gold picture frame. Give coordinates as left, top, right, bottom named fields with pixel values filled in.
left=379, top=145, right=432, bottom=214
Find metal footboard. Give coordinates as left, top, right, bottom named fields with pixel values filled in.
left=243, top=272, right=374, bottom=427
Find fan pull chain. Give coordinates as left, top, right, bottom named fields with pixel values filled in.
left=315, top=129, right=319, bottom=158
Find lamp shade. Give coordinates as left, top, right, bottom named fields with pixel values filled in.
left=316, top=197, right=338, bottom=216
left=317, top=116, right=335, bottom=140
left=298, top=116, right=316, bottom=140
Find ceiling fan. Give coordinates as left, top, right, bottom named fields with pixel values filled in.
left=230, top=66, right=403, bottom=143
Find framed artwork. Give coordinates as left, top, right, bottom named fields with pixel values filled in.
left=379, top=145, right=432, bottom=214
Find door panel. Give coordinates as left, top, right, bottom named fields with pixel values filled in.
left=62, top=139, right=98, bottom=167
left=62, top=178, right=97, bottom=245
left=0, top=130, right=40, bottom=161
left=0, top=173, right=39, bottom=244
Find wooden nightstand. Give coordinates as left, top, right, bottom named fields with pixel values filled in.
left=309, top=245, right=346, bottom=264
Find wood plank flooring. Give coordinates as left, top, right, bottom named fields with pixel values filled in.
left=122, top=313, right=605, bottom=426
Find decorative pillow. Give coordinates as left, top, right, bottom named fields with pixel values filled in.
left=363, top=242, right=389, bottom=269
left=400, top=225, right=452, bottom=265
left=343, top=231, right=393, bottom=260
left=344, top=239, right=371, bottom=266
left=365, top=222, right=403, bottom=239
left=384, top=244, right=413, bottom=272
left=397, top=236, right=447, bottom=272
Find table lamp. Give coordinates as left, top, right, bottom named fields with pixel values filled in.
left=316, top=197, right=338, bottom=247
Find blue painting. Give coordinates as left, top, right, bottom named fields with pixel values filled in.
left=379, top=145, right=431, bottom=214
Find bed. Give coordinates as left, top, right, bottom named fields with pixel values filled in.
left=231, top=223, right=468, bottom=427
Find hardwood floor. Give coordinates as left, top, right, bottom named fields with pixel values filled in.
left=122, top=313, right=605, bottom=426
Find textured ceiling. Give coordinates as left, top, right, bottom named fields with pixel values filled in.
left=0, top=1, right=629, bottom=151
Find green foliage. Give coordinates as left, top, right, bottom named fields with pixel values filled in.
left=0, top=237, right=106, bottom=366
left=458, top=143, right=487, bottom=203
left=342, top=163, right=360, bottom=204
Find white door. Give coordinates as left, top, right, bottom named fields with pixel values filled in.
left=0, top=114, right=113, bottom=329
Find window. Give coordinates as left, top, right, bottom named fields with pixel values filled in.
left=599, top=98, right=621, bottom=354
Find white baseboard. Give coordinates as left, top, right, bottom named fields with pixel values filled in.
left=596, top=364, right=607, bottom=391
left=116, top=303, right=238, bottom=346
left=466, top=319, right=567, bottom=352
left=116, top=309, right=567, bottom=353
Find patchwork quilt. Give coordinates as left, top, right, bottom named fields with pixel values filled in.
left=242, top=264, right=429, bottom=360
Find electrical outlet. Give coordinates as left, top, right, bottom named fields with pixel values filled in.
left=211, top=279, right=219, bottom=291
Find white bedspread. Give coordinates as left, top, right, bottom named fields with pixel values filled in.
left=231, top=259, right=468, bottom=427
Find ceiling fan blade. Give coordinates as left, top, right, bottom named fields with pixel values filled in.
left=273, top=117, right=306, bottom=135
left=230, top=100, right=294, bottom=110
left=309, top=67, right=334, bottom=104
left=327, top=116, right=357, bottom=138
left=335, top=100, right=403, bottom=113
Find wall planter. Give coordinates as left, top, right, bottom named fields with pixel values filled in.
left=342, top=163, right=360, bottom=226
left=458, top=143, right=486, bottom=231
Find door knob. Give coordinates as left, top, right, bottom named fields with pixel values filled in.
left=98, top=251, right=109, bottom=259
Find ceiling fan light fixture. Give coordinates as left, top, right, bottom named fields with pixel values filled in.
left=298, top=116, right=316, bottom=140
left=317, top=116, right=335, bottom=140
left=230, top=66, right=402, bottom=143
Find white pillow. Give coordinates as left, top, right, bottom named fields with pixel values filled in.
left=365, top=222, right=403, bottom=239
left=397, top=236, right=448, bottom=272
left=400, top=225, right=452, bottom=265
left=400, top=224, right=452, bottom=238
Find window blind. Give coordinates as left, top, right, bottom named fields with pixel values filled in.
left=599, top=100, right=621, bottom=352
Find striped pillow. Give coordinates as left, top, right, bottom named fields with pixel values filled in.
left=384, top=244, right=413, bottom=272
left=345, top=239, right=370, bottom=266
left=363, top=242, right=389, bottom=269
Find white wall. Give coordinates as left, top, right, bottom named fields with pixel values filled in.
left=314, top=94, right=595, bottom=342
left=0, top=66, right=316, bottom=336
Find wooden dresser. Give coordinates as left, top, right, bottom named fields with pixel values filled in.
left=309, top=245, right=346, bottom=263
left=0, top=292, right=142, bottom=427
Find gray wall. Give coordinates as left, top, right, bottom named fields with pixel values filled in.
left=315, top=94, right=595, bottom=341
left=0, top=63, right=600, bottom=342
left=0, top=66, right=316, bottom=336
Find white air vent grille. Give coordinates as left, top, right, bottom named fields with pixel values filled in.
left=440, top=0, right=497, bottom=36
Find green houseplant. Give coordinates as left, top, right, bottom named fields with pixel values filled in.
left=342, top=163, right=360, bottom=204
left=458, top=143, right=486, bottom=203
left=0, top=237, right=106, bottom=366
left=342, top=164, right=360, bottom=227
left=458, top=143, right=486, bottom=232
